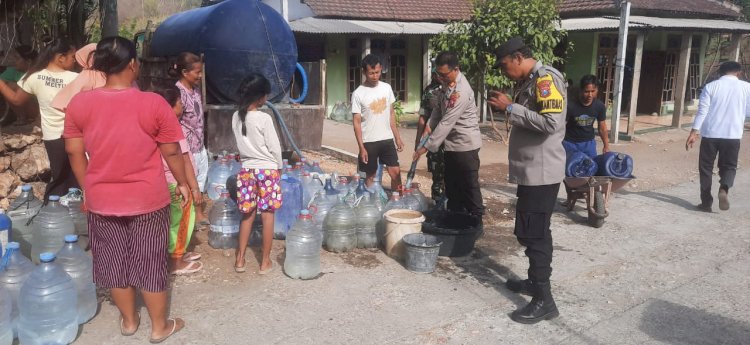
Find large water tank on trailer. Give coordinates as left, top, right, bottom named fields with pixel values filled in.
left=150, top=0, right=297, bottom=103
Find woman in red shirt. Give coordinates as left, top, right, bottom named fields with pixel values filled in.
left=64, top=36, right=188, bottom=343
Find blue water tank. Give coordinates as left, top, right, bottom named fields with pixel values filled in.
left=150, top=0, right=298, bottom=103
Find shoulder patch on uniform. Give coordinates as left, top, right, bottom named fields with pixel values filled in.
left=536, top=74, right=564, bottom=114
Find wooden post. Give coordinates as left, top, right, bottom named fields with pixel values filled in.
left=100, top=0, right=118, bottom=38
left=422, top=37, right=431, bottom=90
left=627, top=32, right=645, bottom=137
left=729, top=33, right=742, bottom=62
left=672, top=33, right=693, bottom=128
left=610, top=0, right=630, bottom=144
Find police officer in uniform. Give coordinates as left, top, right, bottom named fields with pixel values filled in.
left=414, top=51, right=484, bottom=218
left=417, top=70, right=445, bottom=202
left=488, top=37, right=566, bottom=324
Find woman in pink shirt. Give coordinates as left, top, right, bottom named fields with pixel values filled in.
left=64, top=36, right=188, bottom=343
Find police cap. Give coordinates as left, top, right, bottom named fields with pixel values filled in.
left=492, top=37, right=526, bottom=69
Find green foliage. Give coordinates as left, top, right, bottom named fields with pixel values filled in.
left=23, top=0, right=97, bottom=47
left=393, top=99, right=404, bottom=124
left=431, top=0, right=566, bottom=90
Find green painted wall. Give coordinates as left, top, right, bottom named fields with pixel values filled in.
left=405, top=36, right=423, bottom=113
left=325, top=35, right=348, bottom=116
left=566, top=32, right=597, bottom=84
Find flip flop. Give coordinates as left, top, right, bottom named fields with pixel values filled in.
left=120, top=312, right=140, bottom=336
left=171, top=261, right=203, bottom=275
left=234, top=263, right=247, bottom=273
left=182, top=252, right=202, bottom=262
left=149, top=318, right=184, bottom=344
left=258, top=261, right=276, bottom=275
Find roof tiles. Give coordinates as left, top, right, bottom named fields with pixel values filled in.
left=302, top=0, right=472, bottom=22
left=558, top=0, right=741, bottom=19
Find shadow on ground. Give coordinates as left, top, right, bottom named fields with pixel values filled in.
left=640, top=299, right=750, bottom=345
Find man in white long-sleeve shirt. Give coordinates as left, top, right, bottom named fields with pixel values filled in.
left=686, top=61, right=750, bottom=212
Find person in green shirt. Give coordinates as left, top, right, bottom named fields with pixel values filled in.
left=0, top=45, right=38, bottom=125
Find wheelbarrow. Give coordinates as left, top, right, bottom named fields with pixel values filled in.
left=563, top=176, right=634, bottom=228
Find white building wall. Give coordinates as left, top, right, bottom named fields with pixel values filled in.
left=262, top=0, right=314, bottom=21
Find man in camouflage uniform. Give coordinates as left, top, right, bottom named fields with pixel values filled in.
left=417, top=71, right=445, bottom=202
left=488, top=37, right=567, bottom=324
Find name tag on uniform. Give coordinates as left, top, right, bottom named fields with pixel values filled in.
left=536, top=74, right=564, bottom=114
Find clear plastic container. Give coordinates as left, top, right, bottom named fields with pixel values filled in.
left=17, top=252, right=78, bottom=345
left=64, top=188, right=88, bottom=243
left=0, top=285, right=12, bottom=345
left=283, top=210, right=322, bottom=279
left=31, top=196, right=75, bottom=264
left=207, top=157, right=233, bottom=200
left=0, top=242, right=34, bottom=339
left=384, top=192, right=407, bottom=213
left=7, top=185, right=43, bottom=258
left=323, top=200, right=357, bottom=253
left=208, top=190, right=241, bottom=249
left=274, top=174, right=303, bottom=240
left=0, top=210, right=9, bottom=263
left=402, top=189, right=423, bottom=212
left=310, top=192, right=339, bottom=241
left=355, top=193, right=381, bottom=248
left=56, top=235, right=97, bottom=324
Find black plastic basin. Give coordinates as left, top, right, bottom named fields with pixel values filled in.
left=421, top=210, right=483, bottom=257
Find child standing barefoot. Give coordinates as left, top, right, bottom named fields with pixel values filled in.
left=231, top=74, right=282, bottom=274
left=154, top=84, right=204, bottom=275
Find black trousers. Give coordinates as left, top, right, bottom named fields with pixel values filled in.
left=514, top=183, right=560, bottom=284
left=699, top=138, right=741, bottom=206
left=443, top=149, right=484, bottom=216
left=44, top=138, right=80, bottom=201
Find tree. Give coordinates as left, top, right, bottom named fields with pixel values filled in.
left=431, top=0, right=566, bottom=94
left=22, top=0, right=98, bottom=47
left=100, top=0, right=119, bottom=37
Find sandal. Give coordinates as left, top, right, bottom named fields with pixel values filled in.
left=259, top=261, right=276, bottom=275
left=171, top=261, right=203, bottom=275
left=234, top=263, right=247, bottom=273
left=149, top=318, right=184, bottom=344
left=182, top=252, right=202, bottom=262
left=120, top=312, right=140, bottom=336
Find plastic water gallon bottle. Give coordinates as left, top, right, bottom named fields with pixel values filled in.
left=17, top=252, right=78, bottom=345
left=410, top=183, right=430, bottom=210
left=323, top=199, right=357, bottom=253
left=402, top=189, right=423, bottom=212
left=355, top=193, right=380, bottom=249
left=207, top=157, right=233, bottom=200
left=63, top=188, right=87, bottom=241
left=384, top=192, right=406, bottom=213
left=208, top=190, right=241, bottom=249
left=283, top=210, right=322, bottom=280
left=0, top=210, right=9, bottom=261
left=31, top=196, right=75, bottom=264
left=311, top=190, right=338, bottom=238
left=0, top=242, right=34, bottom=339
left=7, top=184, right=43, bottom=258
left=230, top=153, right=242, bottom=175
left=274, top=174, right=303, bottom=240
left=56, top=235, right=97, bottom=324
left=311, top=161, right=324, bottom=174
left=0, top=285, right=12, bottom=345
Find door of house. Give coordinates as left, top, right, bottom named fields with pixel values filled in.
left=637, top=51, right=667, bottom=115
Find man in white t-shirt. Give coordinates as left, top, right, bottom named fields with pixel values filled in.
left=352, top=54, right=405, bottom=190
left=686, top=61, right=750, bottom=212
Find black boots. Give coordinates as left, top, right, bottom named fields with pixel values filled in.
left=510, top=281, right=559, bottom=324
left=505, top=279, right=533, bottom=295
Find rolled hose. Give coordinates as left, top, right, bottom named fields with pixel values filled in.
left=266, top=101, right=304, bottom=160
left=289, top=63, right=308, bottom=104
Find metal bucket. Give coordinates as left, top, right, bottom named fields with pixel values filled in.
left=402, top=233, right=442, bottom=274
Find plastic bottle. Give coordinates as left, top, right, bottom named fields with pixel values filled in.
left=311, top=178, right=340, bottom=237
left=410, top=183, right=430, bottom=210
left=0, top=210, right=9, bottom=262
left=56, top=235, right=97, bottom=324
left=31, top=196, right=75, bottom=264
left=384, top=192, right=406, bottom=213
left=274, top=174, right=303, bottom=240
left=64, top=188, right=88, bottom=242
left=355, top=193, right=380, bottom=248
left=207, top=157, right=233, bottom=200
left=230, top=153, right=242, bottom=175
left=323, top=199, right=357, bottom=253
left=7, top=184, right=43, bottom=258
left=311, top=161, right=324, bottom=174
left=295, top=162, right=306, bottom=176
left=301, top=173, right=321, bottom=208
left=0, top=285, right=12, bottom=345
left=402, top=188, right=423, bottom=212
left=17, top=252, right=78, bottom=345
left=0, top=242, right=34, bottom=339
left=283, top=210, right=322, bottom=279
left=334, top=175, right=349, bottom=194
left=208, top=190, right=241, bottom=249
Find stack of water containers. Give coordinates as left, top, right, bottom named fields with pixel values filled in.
left=7, top=184, right=43, bottom=258
left=283, top=210, right=321, bottom=279
left=208, top=189, right=241, bottom=249
left=31, top=195, right=75, bottom=264
left=274, top=174, right=303, bottom=240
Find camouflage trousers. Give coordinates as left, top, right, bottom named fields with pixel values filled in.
left=427, top=145, right=445, bottom=201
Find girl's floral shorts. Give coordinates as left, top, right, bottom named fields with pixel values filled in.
left=236, top=168, right=282, bottom=213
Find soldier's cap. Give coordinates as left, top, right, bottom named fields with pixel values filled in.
left=492, top=37, right=527, bottom=69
